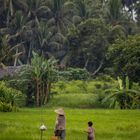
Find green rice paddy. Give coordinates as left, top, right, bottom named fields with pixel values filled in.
left=0, top=108, right=140, bottom=140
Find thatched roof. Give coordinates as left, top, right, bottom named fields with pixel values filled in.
left=0, top=66, right=21, bottom=79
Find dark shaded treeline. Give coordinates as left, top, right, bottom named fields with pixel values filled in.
left=0, top=0, right=140, bottom=74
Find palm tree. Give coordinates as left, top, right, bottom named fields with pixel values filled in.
left=105, top=0, right=123, bottom=25
left=74, top=0, right=88, bottom=20
left=0, top=35, right=10, bottom=65
left=0, top=0, right=28, bottom=26
left=73, top=0, right=103, bottom=21
left=23, top=0, right=71, bottom=64
left=0, top=2, right=29, bottom=66
left=0, top=35, right=19, bottom=65
left=26, top=0, right=50, bottom=20
left=35, top=20, right=66, bottom=61
left=9, top=11, right=27, bottom=66
left=47, top=0, right=76, bottom=34
left=105, top=0, right=135, bottom=42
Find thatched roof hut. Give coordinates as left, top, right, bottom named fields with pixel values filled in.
left=0, top=66, right=21, bottom=79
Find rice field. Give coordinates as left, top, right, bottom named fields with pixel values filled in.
left=0, top=108, right=140, bottom=140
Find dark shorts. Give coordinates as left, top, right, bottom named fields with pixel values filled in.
left=55, top=130, right=66, bottom=140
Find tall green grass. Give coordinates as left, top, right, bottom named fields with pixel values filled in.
left=0, top=108, right=140, bottom=140
left=47, top=94, right=97, bottom=108
left=49, top=79, right=118, bottom=108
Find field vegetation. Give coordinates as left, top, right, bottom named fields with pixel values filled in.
left=0, top=108, right=140, bottom=140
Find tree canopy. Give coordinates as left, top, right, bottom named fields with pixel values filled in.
left=107, top=35, right=140, bottom=83
left=0, top=0, right=140, bottom=82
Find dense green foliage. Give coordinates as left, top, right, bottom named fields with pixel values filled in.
left=0, top=0, right=139, bottom=71
left=107, top=35, right=140, bottom=83
left=59, top=67, right=90, bottom=80
left=49, top=77, right=140, bottom=109
left=0, top=81, right=24, bottom=112
left=103, top=77, right=140, bottom=109
left=8, top=52, right=58, bottom=107
left=0, top=108, right=140, bottom=140
left=67, top=19, right=108, bottom=72
left=0, top=3, right=140, bottom=140
left=0, top=0, right=140, bottom=108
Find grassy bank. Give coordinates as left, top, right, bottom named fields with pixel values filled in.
left=0, top=108, right=140, bottom=140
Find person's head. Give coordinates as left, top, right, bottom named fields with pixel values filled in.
left=88, top=121, right=93, bottom=127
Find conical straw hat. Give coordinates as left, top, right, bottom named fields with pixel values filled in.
left=54, top=108, right=65, bottom=115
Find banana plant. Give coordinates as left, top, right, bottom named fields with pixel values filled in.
left=102, top=76, right=140, bottom=109
left=31, top=51, right=43, bottom=106
left=16, top=51, right=58, bottom=106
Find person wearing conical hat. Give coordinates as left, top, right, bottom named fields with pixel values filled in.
left=54, top=108, right=66, bottom=140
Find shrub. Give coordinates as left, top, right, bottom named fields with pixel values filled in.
left=0, top=81, right=25, bottom=112
left=0, top=102, right=12, bottom=112
left=59, top=68, right=90, bottom=80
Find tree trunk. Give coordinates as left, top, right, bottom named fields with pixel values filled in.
left=84, top=58, right=89, bottom=69
left=92, top=60, right=103, bottom=76
left=41, top=82, right=45, bottom=106
left=27, top=43, right=32, bottom=64
left=44, top=82, right=51, bottom=104
left=14, top=48, right=18, bottom=66
left=44, top=82, right=48, bottom=104
left=36, top=79, right=40, bottom=107
left=48, top=82, right=51, bottom=100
